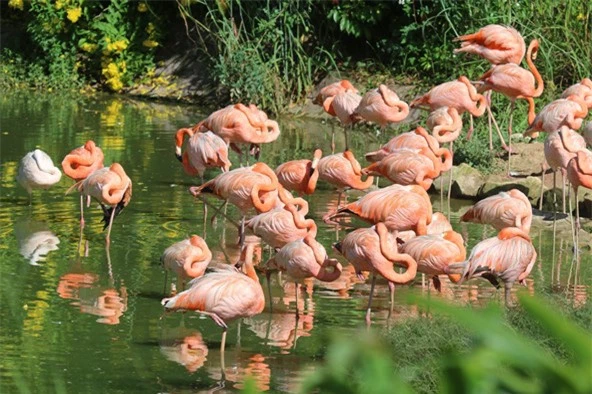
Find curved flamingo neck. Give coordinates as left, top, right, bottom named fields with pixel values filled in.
left=251, top=163, right=279, bottom=212
left=375, top=223, right=418, bottom=283
left=175, top=128, right=194, bottom=148
left=235, top=103, right=266, bottom=130
left=525, top=39, right=544, bottom=97
left=498, top=227, right=531, bottom=242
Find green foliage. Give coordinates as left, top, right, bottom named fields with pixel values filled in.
left=297, top=295, right=592, bottom=394
left=182, top=0, right=336, bottom=114
left=451, top=131, right=496, bottom=173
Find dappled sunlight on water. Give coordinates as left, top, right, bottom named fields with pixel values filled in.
left=1, top=92, right=590, bottom=392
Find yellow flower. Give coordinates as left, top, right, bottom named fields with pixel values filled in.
left=8, top=0, right=24, bottom=10
left=142, top=39, right=159, bottom=48
left=577, top=13, right=585, bottom=21
left=80, top=42, right=97, bottom=53
left=111, top=39, right=128, bottom=52
left=102, top=62, right=120, bottom=79
left=67, top=7, right=82, bottom=23
left=55, top=0, right=65, bottom=10
left=118, top=61, right=127, bottom=73
left=137, top=3, right=147, bottom=12
left=146, top=23, right=155, bottom=34
left=106, top=77, right=124, bottom=92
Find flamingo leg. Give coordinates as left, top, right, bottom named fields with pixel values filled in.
left=366, top=272, right=377, bottom=326
left=238, top=215, right=245, bottom=246
left=539, top=162, right=546, bottom=210
left=295, top=282, right=300, bottom=319
left=568, top=187, right=577, bottom=258
left=105, top=205, right=117, bottom=247
left=486, top=91, right=493, bottom=150
left=343, top=125, right=349, bottom=151
left=331, top=123, right=336, bottom=154
left=266, top=270, right=273, bottom=313
left=220, top=328, right=227, bottom=367
left=387, top=281, right=395, bottom=318
left=504, top=283, right=513, bottom=307
left=447, top=141, right=454, bottom=203
left=486, top=103, right=510, bottom=151
left=80, top=194, right=85, bottom=228
left=553, top=170, right=557, bottom=210
left=561, top=170, right=566, bottom=214
left=507, top=101, right=515, bottom=176
left=575, top=187, right=580, bottom=261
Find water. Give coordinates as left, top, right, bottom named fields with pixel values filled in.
left=1, top=91, right=589, bottom=393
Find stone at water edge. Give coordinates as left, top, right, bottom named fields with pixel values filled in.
left=432, top=163, right=485, bottom=199
left=480, top=176, right=543, bottom=204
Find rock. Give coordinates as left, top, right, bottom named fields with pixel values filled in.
left=432, top=163, right=485, bottom=199
left=480, top=175, right=543, bottom=203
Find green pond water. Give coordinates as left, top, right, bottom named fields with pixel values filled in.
left=1, top=91, right=590, bottom=393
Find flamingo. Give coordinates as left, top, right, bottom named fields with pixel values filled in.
left=540, top=127, right=587, bottom=212
left=396, top=212, right=453, bottom=242
left=275, top=149, right=322, bottom=195
left=194, top=104, right=280, bottom=160
left=566, top=149, right=592, bottom=232
left=354, top=84, right=410, bottom=129
left=246, top=202, right=317, bottom=249
left=477, top=39, right=544, bottom=171
left=410, top=76, right=488, bottom=144
left=362, top=148, right=443, bottom=190
left=365, top=127, right=452, bottom=172
left=398, top=230, right=466, bottom=292
left=426, top=106, right=463, bottom=144
left=62, top=140, right=104, bottom=227
left=460, top=189, right=532, bottom=234
left=333, top=222, right=417, bottom=324
left=323, top=90, right=363, bottom=151
left=71, top=163, right=132, bottom=245
left=524, top=96, right=588, bottom=139
left=313, top=80, right=358, bottom=107
left=317, top=150, right=374, bottom=206
left=161, top=235, right=212, bottom=293
left=458, top=227, right=537, bottom=306
left=189, top=163, right=283, bottom=243
left=161, top=256, right=265, bottom=355
left=175, top=128, right=231, bottom=180
left=561, top=78, right=592, bottom=109
left=323, top=184, right=433, bottom=235
left=454, top=24, right=526, bottom=65
left=17, top=149, right=62, bottom=202
left=266, top=235, right=342, bottom=315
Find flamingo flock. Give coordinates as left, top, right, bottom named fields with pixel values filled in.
left=15, top=23, right=591, bottom=358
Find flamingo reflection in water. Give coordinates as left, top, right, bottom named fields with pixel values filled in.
left=57, top=271, right=128, bottom=325
left=14, top=220, right=60, bottom=265
left=160, top=329, right=209, bottom=373
left=245, top=308, right=314, bottom=354
left=207, top=353, right=271, bottom=392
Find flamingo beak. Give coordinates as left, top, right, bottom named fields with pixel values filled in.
left=175, top=146, right=182, bottom=162
left=332, top=241, right=342, bottom=254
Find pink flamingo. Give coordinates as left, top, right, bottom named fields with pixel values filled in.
left=396, top=212, right=453, bottom=242
left=454, top=24, right=526, bottom=65
left=399, top=230, right=466, bottom=291
left=324, top=184, right=433, bottom=235
left=70, top=163, right=132, bottom=245
left=62, top=141, right=104, bottom=226
left=540, top=127, right=587, bottom=212
left=561, top=78, right=592, bottom=109
left=275, top=149, right=322, bottom=195
left=461, top=189, right=532, bottom=234
left=524, top=96, right=588, bottom=139
left=161, top=256, right=265, bottom=355
left=317, top=150, right=374, bottom=206
left=266, top=235, right=342, bottom=316
left=333, top=222, right=417, bottom=324
left=313, top=80, right=358, bottom=108
left=161, top=235, right=212, bottom=293
left=354, top=84, right=410, bottom=128
left=566, top=149, right=592, bottom=232
left=458, top=227, right=537, bottom=306
left=175, top=128, right=231, bottom=180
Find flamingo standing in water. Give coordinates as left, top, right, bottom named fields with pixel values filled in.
left=275, top=149, right=322, bottom=195
left=460, top=189, right=532, bottom=234
left=246, top=202, right=317, bottom=249
left=17, top=149, right=62, bottom=203
left=266, top=235, right=342, bottom=315
left=323, top=90, right=363, bottom=151
left=71, top=163, right=132, bottom=245
left=189, top=163, right=283, bottom=243
left=194, top=104, right=280, bottom=161
left=161, top=254, right=265, bottom=355
left=317, top=150, right=374, bottom=207
left=396, top=212, right=453, bottom=243
left=333, top=222, right=417, bottom=325
left=458, top=227, right=537, bottom=306
left=540, top=127, right=586, bottom=212
left=324, top=184, right=433, bottom=236
left=161, top=235, right=212, bottom=294
left=398, top=230, right=466, bottom=292
left=175, top=127, right=231, bottom=181
left=354, top=84, right=409, bottom=130
left=62, top=140, right=104, bottom=227
left=313, top=80, right=358, bottom=107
